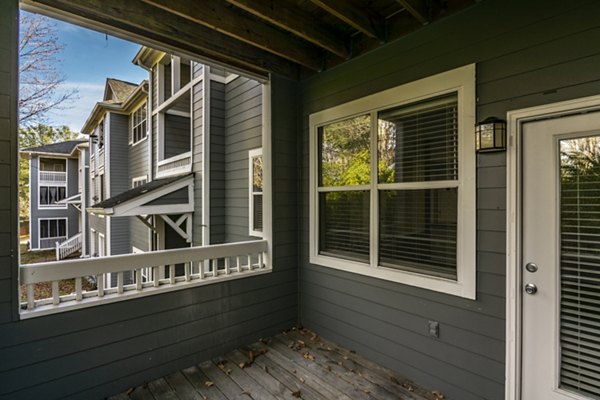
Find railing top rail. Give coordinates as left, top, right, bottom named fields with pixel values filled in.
left=21, top=240, right=268, bottom=284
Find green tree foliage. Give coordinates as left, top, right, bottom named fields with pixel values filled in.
left=19, top=124, right=80, bottom=220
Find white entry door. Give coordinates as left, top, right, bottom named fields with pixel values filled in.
left=522, top=112, right=600, bottom=399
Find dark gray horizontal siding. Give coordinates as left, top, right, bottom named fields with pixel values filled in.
left=108, top=113, right=129, bottom=197
left=299, top=1, right=600, bottom=399
left=191, top=81, right=203, bottom=246
left=223, top=77, right=262, bottom=243
left=128, top=131, right=148, bottom=182
left=145, top=187, right=188, bottom=206
left=130, top=215, right=149, bottom=252
left=88, top=214, right=106, bottom=236
left=210, top=81, right=226, bottom=244
left=110, top=216, right=129, bottom=256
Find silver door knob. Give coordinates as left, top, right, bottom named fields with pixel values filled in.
left=525, top=283, right=537, bottom=295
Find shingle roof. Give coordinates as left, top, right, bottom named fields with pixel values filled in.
left=105, top=78, right=138, bottom=102
left=21, top=140, right=87, bottom=156
left=91, top=173, right=192, bottom=209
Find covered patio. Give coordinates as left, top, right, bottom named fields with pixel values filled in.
left=109, top=328, right=437, bottom=400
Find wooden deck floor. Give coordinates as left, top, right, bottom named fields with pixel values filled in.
left=108, top=328, right=441, bottom=400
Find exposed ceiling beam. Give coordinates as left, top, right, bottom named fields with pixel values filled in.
left=225, top=0, right=349, bottom=59
left=395, top=0, right=429, bottom=25
left=22, top=0, right=299, bottom=79
left=309, top=0, right=382, bottom=40
left=141, top=0, right=324, bottom=71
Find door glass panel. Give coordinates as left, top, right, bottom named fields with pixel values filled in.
left=560, top=136, right=600, bottom=398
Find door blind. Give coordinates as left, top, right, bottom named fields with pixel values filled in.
left=559, top=137, right=600, bottom=398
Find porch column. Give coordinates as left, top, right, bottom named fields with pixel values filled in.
left=0, top=0, right=19, bottom=322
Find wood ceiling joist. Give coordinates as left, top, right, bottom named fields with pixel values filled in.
left=225, top=0, right=349, bottom=59
left=23, top=0, right=299, bottom=79
left=395, top=0, right=429, bottom=25
left=141, top=0, right=324, bottom=71
left=309, top=0, right=383, bottom=40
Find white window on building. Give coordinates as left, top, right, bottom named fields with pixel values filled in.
left=130, top=101, right=147, bottom=144
left=132, top=175, right=148, bottom=188
left=309, top=64, right=476, bottom=299
left=249, top=148, right=263, bottom=237
left=39, top=218, right=67, bottom=248
left=39, top=186, right=67, bottom=206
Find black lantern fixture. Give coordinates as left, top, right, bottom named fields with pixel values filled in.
left=475, top=117, right=506, bottom=152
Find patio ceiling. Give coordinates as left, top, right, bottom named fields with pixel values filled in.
left=21, top=0, right=476, bottom=80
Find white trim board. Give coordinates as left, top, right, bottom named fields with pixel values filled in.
left=505, top=93, right=600, bottom=400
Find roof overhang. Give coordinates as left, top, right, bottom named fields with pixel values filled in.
left=88, top=174, right=194, bottom=217
left=132, top=47, right=166, bottom=70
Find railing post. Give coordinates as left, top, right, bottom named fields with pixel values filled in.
left=55, top=241, right=60, bottom=261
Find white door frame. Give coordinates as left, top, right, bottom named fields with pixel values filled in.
left=506, top=94, right=600, bottom=400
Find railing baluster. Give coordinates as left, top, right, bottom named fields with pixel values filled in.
left=225, top=257, right=230, bottom=275
left=27, top=284, right=35, bottom=310
left=259, top=252, right=264, bottom=269
left=97, top=274, right=104, bottom=297
left=169, top=264, right=175, bottom=284
left=248, top=255, right=252, bottom=270
left=118, top=272, right=124, bottom=293
left=185, top=262, right=190, bottom=281
left=75, top=277, right=82, bottom=301
left=136, top=269, right=142, bottom=290
left=154, top=266, right=160, bottom=287
left=200, top=260, right=206, bottom=279
left=236, top=256, right=241, bottom=271
left=211, top=259, right=217, bottom=276
left=52, top=281, right=60, bottom=305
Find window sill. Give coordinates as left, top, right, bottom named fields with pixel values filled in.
left=310, top=253, right=475, bottom=299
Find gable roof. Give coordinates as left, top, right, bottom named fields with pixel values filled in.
left=104, top=78, right=138, bottom=102
left=21, top=140, right=87, bottom=157
left=89, top=173, right=194, bottom=216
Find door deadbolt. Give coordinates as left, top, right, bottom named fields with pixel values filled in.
left=525, top=262, right=538, bottom=273
left=525, top=283, right=538, bottom=295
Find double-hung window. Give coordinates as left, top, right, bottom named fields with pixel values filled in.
left=131, top=101, right=147, bottom=144
left=309, top=65, right=476, bottom=298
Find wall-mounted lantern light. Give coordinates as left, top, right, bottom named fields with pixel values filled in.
left=475, top=117, right=506, bottom=152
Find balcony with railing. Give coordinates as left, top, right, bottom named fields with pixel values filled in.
left=20, top=240, right=269, bottom=318
left=39, top=170, right=66, bottom=185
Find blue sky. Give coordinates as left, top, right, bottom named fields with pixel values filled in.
left=38, top=12, right=147, bottom=131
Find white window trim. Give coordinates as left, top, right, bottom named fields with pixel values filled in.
left=308, top=64, right=476, bottom=299
left=130, top=100, right=148, bottom=146
left=37, top=156, right=68, bottom=210
left=38, top=217, right=68, bottom=249
left=132, top=175, right=148, bottom=188
left=248, top=147, right=263, bottom=238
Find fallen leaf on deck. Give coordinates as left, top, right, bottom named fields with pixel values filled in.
left=432, top=390, right=445, bottom=399
left=300, top=377, right=305, bottom=383
left=204, top=381, right=214, bottom=387
left=264, top=366, right=269, bottom=373
left=292, top=390, right=302, bottom=398
left=302, top=352, right=315, bottom=361
left=125, top=388, right=134, bottom=395
left=239, top=362, right=246, bottom=369
left=390, top=376, right=400, bottom=385
left=217, top=360, right=227, bottom=369
left=297, top=340, right=305, bottom=347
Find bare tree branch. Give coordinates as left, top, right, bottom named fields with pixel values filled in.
left=19, top=13, right=78, bottom=126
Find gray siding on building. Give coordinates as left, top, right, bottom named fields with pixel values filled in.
left=191, top=79, right=203, bottom=246
left=299, top=1, right=600, bottom=399
left=145, top=187, right=188, bottom=206
left=128, top=108, right=150, bottom=253
left=223, top=77, right=262, bottom=243
left=164, top=114, right=190, bottom=159
left=210, top=81, right=226, bottom=244
left=108, top=112, right=130, bottom=196
left=0, top=68, right=298, bottom=400
left=110, top=216, right=129, bottom=256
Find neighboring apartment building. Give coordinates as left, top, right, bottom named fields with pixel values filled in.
left=81, top=48, right=264, bottom=286
left=21, top=140, right=89, bottom=258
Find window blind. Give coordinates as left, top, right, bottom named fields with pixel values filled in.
left=560, top=138, right=600, bottom=398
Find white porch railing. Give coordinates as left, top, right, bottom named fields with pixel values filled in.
left=156, top=151, right=192, bottom=178
left=20, top=240, right=269, bottom=318
left=56, top=232, right=82, bottom=260
left=39, top=171, right=66, bottom=184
